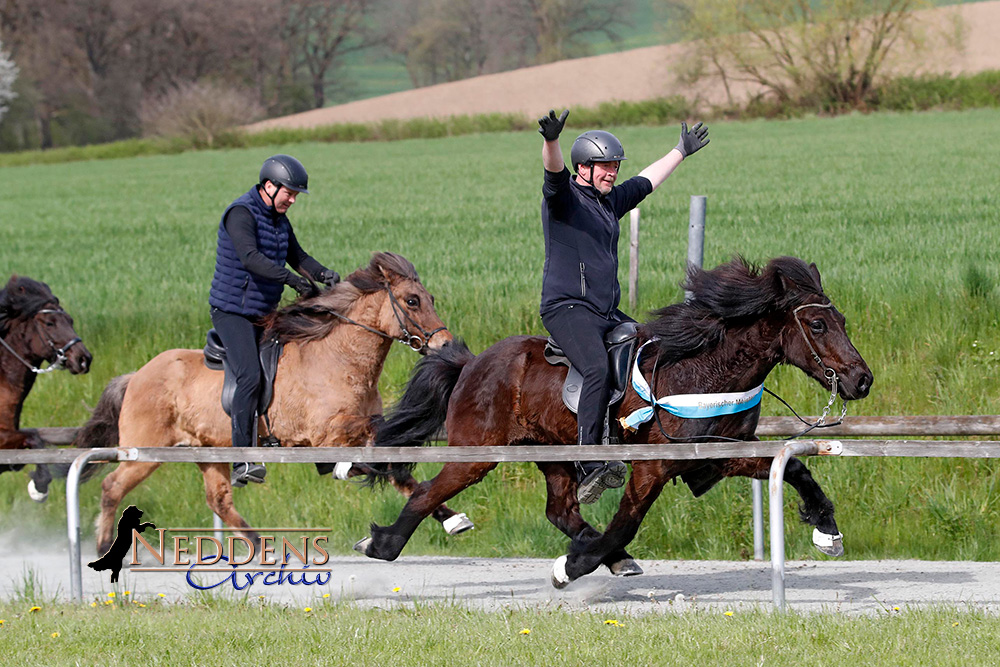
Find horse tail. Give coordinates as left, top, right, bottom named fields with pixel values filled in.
left=362, top=340, right=475, bottom=486
left=50, top=373, right=133, bottom=481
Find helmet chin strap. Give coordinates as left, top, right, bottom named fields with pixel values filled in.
left=260, top=182, right=280, bottom=217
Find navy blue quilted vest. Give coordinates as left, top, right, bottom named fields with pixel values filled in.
left=209, top=186, right=290, bottom=317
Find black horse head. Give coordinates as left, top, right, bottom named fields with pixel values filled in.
left=0, top=275, right=92, bottom=375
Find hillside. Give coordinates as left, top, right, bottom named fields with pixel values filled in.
left=247, top=1, right=1000, bottom=132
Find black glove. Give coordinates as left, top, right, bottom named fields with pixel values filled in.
left=288, top=275, right=319, bottom=298
left=537, top=109, right=569, bottom=142
left=318, top=269, right=340, bottom=288
left=675, top=121, right=710, bottom=157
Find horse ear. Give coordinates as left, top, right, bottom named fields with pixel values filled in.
left=809, top=262, right=822, bottom=287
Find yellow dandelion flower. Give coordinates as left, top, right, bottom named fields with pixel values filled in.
left=604, top=619, right=619, bottom=625
left=0, top=619, right=6, bottom=626
left=124, top=591, right=131, bottom=596
left=107, top=592, right=115, bottom=598
left=953, top=622, right=960, bottom=627
left=138, top=603, right=147, bottom=608
left=304, top=607, right=312, bottom=613
left=158, top=593, right=166, bottom=598
left=90, top=602, right=97, bottom=608
left=51, top=632, right=60, bottom=638
left=724, top=611, right=734, bottom=617
left=892, top=606, right=900, bottom=612
left=28, top=606, right=41, bottom=613
left=322, top=593, right=331, bottom=598
left=392, top=587, right=401, bottom=592
left=519, top=629, right=531, bottom=635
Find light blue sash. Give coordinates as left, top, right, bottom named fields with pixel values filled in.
left=620, top=340, right=763, bottom=430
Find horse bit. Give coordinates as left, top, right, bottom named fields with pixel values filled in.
left=328, top=284, right=448, bottom=352
left=0, top=307, right=82, bottom=374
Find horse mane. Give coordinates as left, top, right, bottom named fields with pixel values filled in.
left=263, top=252, right=420, bottom=344
left=644, top=256, right=826, bottom=364
left=0, top=275, right=57, bottom=337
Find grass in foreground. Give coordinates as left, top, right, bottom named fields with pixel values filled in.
left=0, top=600, right=998, bottom=666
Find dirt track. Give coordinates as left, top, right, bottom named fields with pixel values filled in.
left=246, top=2, right=1000, bottom=132
left=4, top=534, right=1000, bottom=615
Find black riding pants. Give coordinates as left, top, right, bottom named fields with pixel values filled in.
left=542, top=304, right=626, bottom=446
left=210, top=308, right=264, bottom=448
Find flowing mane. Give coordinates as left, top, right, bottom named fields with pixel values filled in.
left=0, top=275, right=58, bottom=337
left=643, top=256, right=827, bottom=364
left=263, top=252, right=420, bottom=344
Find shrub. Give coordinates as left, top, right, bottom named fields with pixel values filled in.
left=140, top=81, right=265, bottom=148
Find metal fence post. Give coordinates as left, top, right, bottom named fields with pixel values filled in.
left=66, top=448, right=121, bottom=602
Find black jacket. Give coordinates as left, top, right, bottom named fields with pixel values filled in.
left=540, top=167, right=652, bottom=317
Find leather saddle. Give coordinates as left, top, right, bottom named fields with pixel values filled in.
left=203, top=329, right=283, bottom=421
left=543, top=321, right=639, bottom=415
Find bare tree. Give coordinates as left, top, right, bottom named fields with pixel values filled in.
left=670, top=0, right=955, bottom=109
left=285, top=0, right=379, bottom=108
left=0, top=39, right=16, bottom=122
left=390, top=0, right=491, bottom=87
left=504, top=0, right=634, bottom=64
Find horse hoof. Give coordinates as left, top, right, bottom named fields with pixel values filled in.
left=607, top=558, right=643, bottom=577
left=27, top=479, right=48, bottom=503
left=442, top=513, right=474, bottom=536
left=551, top=555, right=572, bottom=589
left=353, top=537, right=372, bottom=556
left=812, top=528, right=844, bottom=557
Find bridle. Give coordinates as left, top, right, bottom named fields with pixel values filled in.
left=0, top=307, right=83, bottom=374
left=327, top=284, right=448, bottom=353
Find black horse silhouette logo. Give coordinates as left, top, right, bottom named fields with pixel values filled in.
left=88, top=505, right=156, bottom=583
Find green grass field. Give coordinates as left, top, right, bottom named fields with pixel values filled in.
left=1, top=599, right=999, bottom=666
left=2, top=108, right=1000, bottom=563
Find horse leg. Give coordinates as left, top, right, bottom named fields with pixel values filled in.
left=198, top=462, right=261, bottom=552
left=536, top=461, right=641, bottom=577
left=355, top=461, right=497, bottom=562
left=374, top=465, right=474, bottom=535
left=724, top=456, right=842, bottom=557
left=96, top=461, right=162, bottom=555
left=553, top=460, right=671, bottom=588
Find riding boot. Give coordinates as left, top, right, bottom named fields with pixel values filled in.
left=576, top=460, right=627, bottom=504
left=231, top=414, right=266, bottom=487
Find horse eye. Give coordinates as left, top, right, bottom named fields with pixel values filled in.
left=406, top=297, right=419, bottom=308
left=810, top=320, right=827, bottom=334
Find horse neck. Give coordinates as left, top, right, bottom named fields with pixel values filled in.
left=294, top=292, right=395, bottom=383
left=652, top=315, right=784, bottom=396
left=0, top=327, right=36, bottom=432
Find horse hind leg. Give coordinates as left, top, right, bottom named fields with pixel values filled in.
left=198, top=462, right=260, bottom=553
left=355, top=461, right=497, bottom=562
left=382, top=465, right=474, bottom=535
left=96, top=461, right=162, bottom=555
left=536, top=461, right=640, bottom=580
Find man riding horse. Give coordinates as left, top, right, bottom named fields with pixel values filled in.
left=209, top=154, right=340, bottom=487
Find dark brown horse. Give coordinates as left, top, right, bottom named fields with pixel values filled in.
left=0, top=275, right=92, bottom=500
left=73, top=253, right=467, bottom=555
left=354, top=257, right=873, bottom=586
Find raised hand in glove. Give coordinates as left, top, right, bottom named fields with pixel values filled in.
left=537, top=109, right=569, bottom=142
left=674, top=121, right=710, bottom=157
left=318, top=269, right=340, bottom=288
left=288, top=274, right=319, bottom=299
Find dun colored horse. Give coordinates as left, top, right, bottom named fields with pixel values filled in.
left=355, top=257, right=873, bottom=587
left=0, top=275, right=92, bottom=501
left=75, top=253, right=461, bottom=555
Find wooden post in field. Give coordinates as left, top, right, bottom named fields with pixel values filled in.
left=628, top=208, right=640, bottom=310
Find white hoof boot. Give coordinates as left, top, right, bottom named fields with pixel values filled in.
left=332, top=462, right=353, bottom=480
left=442, top=513, right=474, bottom=535
left=27, top=479, right=48, bottom=503
left=812, top=528, right=844, bottom=557
left=551, top=555, right=571, bottom=589
left=353, top=537, right=372, bottom=555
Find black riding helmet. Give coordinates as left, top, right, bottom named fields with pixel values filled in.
left=259, top=154, right=310, bottom=194
left=570, top=130, right=627, bottom=173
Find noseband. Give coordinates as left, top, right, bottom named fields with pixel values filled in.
left=0, top=307, right=82, bottom=374
left=788, top=302, right=847, bottom=427
left=327, top=284, right=448, bottom=352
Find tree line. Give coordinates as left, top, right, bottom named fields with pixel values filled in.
left=0, top=0, right=634, bottom=151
